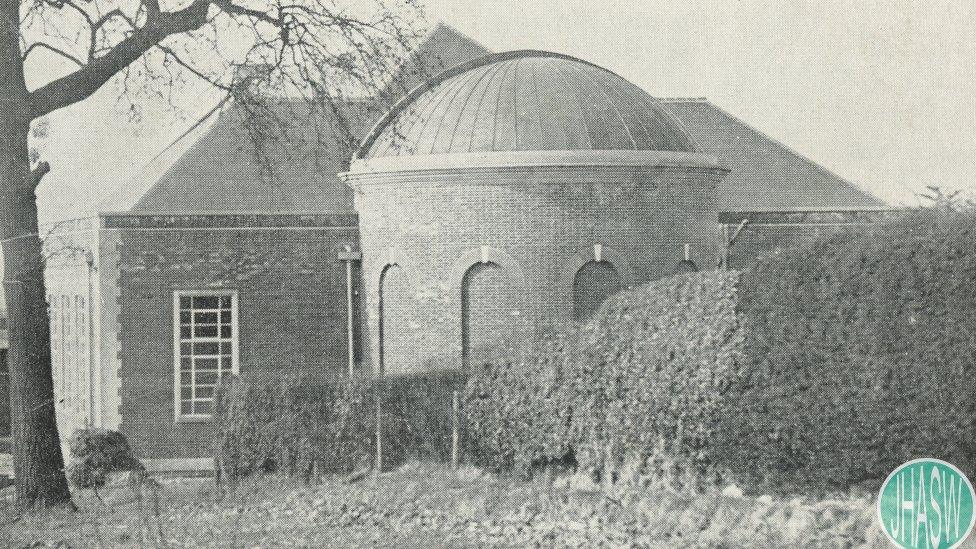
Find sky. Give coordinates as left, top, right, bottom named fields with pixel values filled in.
left=27, top=0, right=976, bottom=223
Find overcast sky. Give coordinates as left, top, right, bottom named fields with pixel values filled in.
left=29, top=0, right=976, bottom=223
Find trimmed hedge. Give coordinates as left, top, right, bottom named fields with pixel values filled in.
left=722, top=208, right=976, bottom=493
left=218, top=209, right=976, bottom=495
left=463, top=335, right=577, bottom=475
left=214, top=370, right=464, bottom=482
left=464, top=270, right=742, bottom=484
left=573, top=270, right=742, bottom=483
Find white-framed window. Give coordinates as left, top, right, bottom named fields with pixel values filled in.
left=173, top=291, right=239, bottom=420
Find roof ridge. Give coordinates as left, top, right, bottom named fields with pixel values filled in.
left=422, top=22, right=493, bottom=58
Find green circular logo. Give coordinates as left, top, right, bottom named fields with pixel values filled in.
left=879, top=459, right=976, bottom=549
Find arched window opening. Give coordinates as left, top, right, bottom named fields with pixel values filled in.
left=572, top=260, right=623, bottom=322
left=675, top=259, right=698, bottom=274
left=379, top=264, right=411, bottom=376
left=461, top=262, right=522, bottom=362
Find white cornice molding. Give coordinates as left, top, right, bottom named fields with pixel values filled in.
left=342, top=150, right=726, bottom=182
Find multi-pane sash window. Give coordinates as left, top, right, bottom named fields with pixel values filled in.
left=174, top=292, right=238, bottom=419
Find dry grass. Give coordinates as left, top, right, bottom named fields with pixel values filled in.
left=1, top=462, right=974, bottom=548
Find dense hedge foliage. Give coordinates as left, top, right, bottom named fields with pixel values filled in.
left=722, top=209, right=976, bottom=493
left=573, top=270, right=742, bottom=483
left=219, top=210, right=976, bottom=495
left=463, top=336, right=577, bottom=475
left=464, top=271, right=742, bottom=484
left=214, top=371, right=464, bottom=482
left=467, top=210, right=976, bottom=494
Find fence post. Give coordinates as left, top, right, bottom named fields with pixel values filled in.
left=451, top=390, right=460, bottom=469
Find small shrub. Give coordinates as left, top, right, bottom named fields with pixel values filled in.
left=66, top=428, right=143, bottom=489
left=380, top=366, right=466, bottom=465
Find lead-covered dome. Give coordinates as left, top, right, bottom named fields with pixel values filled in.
left=357, top=50, right=697, bottom=159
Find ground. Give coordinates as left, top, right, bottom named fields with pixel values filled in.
left=0, top=460, right=948, bottom=549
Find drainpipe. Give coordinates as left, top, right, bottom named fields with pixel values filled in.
left=338, top=246, right=362, bottom=376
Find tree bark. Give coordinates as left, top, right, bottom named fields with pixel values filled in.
left=1, top=0, right=72, bottom=508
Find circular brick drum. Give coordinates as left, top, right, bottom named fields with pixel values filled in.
left=343, top=50, right=728, bottom=374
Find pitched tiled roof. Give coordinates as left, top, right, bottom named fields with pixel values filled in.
left=125, top=27, right=884, bottom=214
left=380, top=23, right=493, bottom=103
left=131, top=100, right=377, bottom=212
left=126, top=23, right=490, bottom=214
left=659, top=98, right=885, bottom=212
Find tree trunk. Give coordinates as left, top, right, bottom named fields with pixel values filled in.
left=0, top=0, right=72, bottom=509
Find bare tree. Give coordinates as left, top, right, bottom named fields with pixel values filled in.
left=2, top=0, right=420, bottom=508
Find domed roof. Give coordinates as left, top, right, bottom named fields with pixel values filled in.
left=358, top=51, right=698, bottom=159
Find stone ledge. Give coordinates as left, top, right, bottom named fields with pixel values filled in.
left=101, top=212, right=359, bottom=230
left=142, top=457, right=214, bottom=476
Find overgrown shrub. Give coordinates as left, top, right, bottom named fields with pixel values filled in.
left=214, top=370, right=465, bottom=483
left=723, top=208, right=976, bottom=494
left=66, top=428, right=143, bottom=489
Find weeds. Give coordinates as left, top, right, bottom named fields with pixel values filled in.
left=4, top=462, right=962, bottom=548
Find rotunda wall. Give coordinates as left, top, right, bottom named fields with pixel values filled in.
left=345, top=159, right=725, bottom=374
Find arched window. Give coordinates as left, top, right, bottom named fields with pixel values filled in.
left=379, top=264, right=412, bottom=375
left=461, top=261, right=522, bottom=361
left=572, top=260, right=623, bottom=321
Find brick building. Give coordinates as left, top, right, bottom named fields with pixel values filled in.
left=43, top=26, right=886, bottom=469
left=345, top=51, right=729, bottom=374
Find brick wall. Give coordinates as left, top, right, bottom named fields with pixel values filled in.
left=106, top=213, right=361, bottom=459
left=379, top=264, right=413, bottom=375
left=350, top=160, right=725, bottom=374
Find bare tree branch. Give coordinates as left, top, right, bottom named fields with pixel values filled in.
left=142, top=0, right=161, bottom=17
left=211, top=0, right=280, bottom=27
left=28, top=0, right=213, bottom=119
left=155, top=43, right=231, bottom=90
left=21, top=42, right=85, bottom=67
